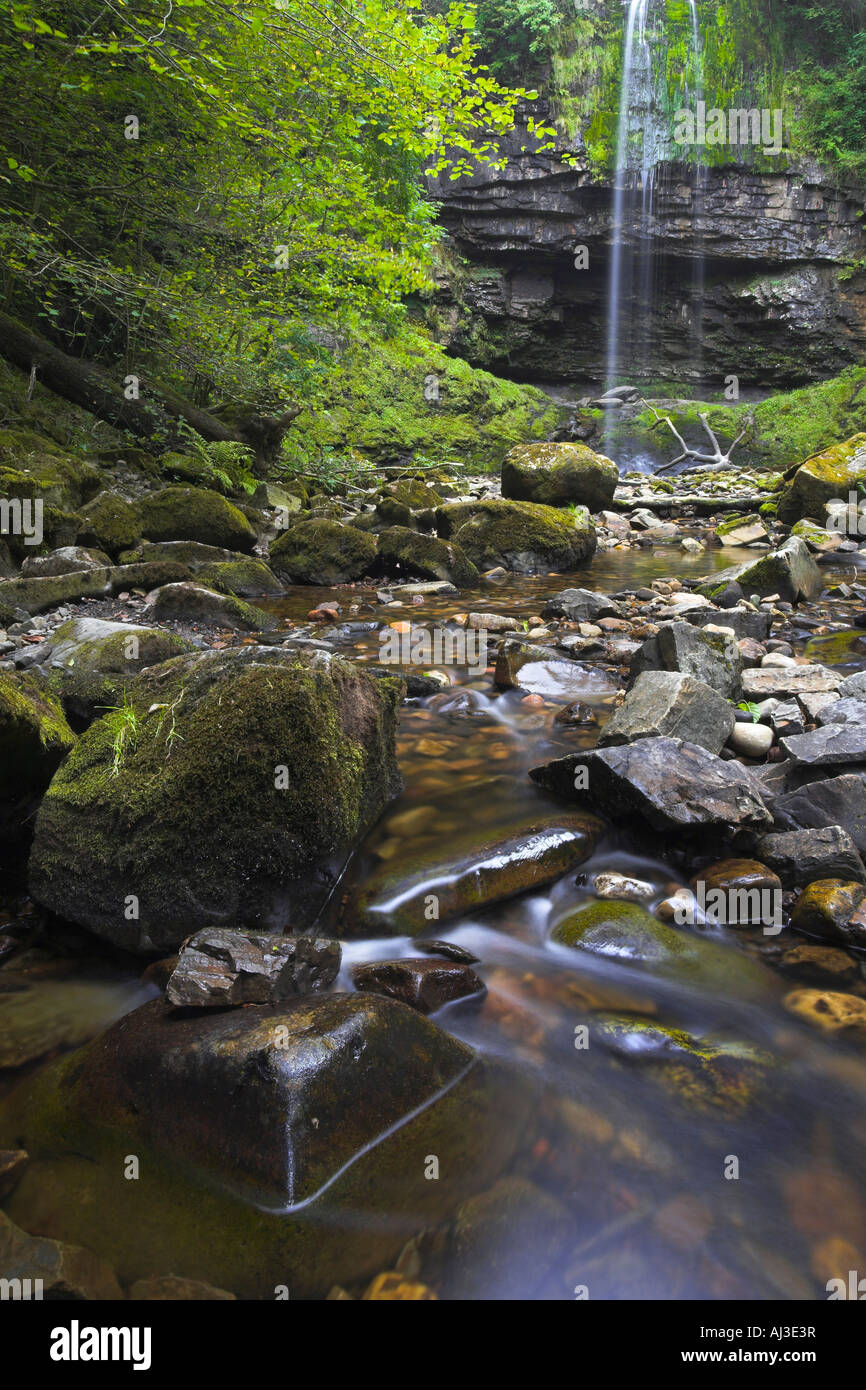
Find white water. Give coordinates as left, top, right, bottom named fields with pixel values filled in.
left=605, top=0, right=707, bottom=391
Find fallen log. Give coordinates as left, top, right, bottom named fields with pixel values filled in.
left=0, top=312, right=299, bottom=473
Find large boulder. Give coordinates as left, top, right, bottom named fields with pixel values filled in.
left=28, top=647, right=404, bottom=951
left=630, top=621, right=743, bottom=699
left=777, top=434, right=866, bottom=525
left=698, top=537, right=822, bottom=605
left=77, top=492, right=142, bottom=557
left=437, top=499, right=596, bottom=575
left=530, top=737, right=772, bottom=833
left=0, top=995, right=532, bottom=1298
left=36, top=616, right=193, bottom=724
left=20, top=545, right=111, bottom=577
left=138, top=486, right=256, bottom=554
left=0, top=672, right=75, bottom=869
left=269, top=519, right=377, bottom=584
left=150, top=581, right=274, bottom=631
left=599, top=671, right=735, bottom=754
left=501, top=442, right=618, bottom=511
left=375, top=526, right=478, bottom=588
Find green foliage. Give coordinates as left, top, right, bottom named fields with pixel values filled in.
left=473, top=0, right=561, bottom=78
left=0, top=0, right=555, bottom=410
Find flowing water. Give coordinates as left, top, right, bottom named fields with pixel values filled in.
left=3, top=547, right=866, bottom=1298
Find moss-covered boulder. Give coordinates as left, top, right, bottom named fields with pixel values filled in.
left=20, top=545, right=112, bottom=578
left=0, top=994, right=532, bottom=1298
left=552, top=900, right=767, bottom=996
left=0, top=436, right=100, bottom=511
left=138, top=486, right=256, bottom=554
left=28, top=647, right=404, bottom=951
left=150, top=581, right=274, bottom=631
left=697, top=536, right=822, bottom=605
left=195, top=559, right=284, bottom=598
left=777, top=434, right=866, bottom=525
left=0, top=561, right=192, bottom=616
left=437, top=499, right=596, bottom=575
left=76, top=492, right=142, bottom=557
left=269, top=519, right=377, bottom=584
left=41, top=616, right=194, bottom=725
left=502, top=442, right=618, bottom=511
left=0, top=672, right=75, bottom=869
left=375, top=525, right=478, bottom=588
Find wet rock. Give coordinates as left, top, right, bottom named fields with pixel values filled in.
left=755, top=827, right=866, bottom=887
left=783, top=988, right=866, bottom=1038
left=689, top=858, right=782, bottom=926
left=630, top=621, right=742, bottom=698
left=599, top=671, right=734, bottom=754
left=501, top=441, right=618, bottom=511
left=0, top=995, right=531, bottom=1297
left=530, top=737, right=772, bottom=833
left=727, top=721, right=774, bottom=759
left=0, top=1210, right=123, bottom=1299
left=699, top=537, right=822, bottom=605
left=129, top=1274, right=236, bottom=1299
left=780, top=723, right=866, bottom=768
left=715, top=515, right=769, bottom=546
left=341, top=807, right=604, bottom=936
left=590, top=872, right=656, bottom=901
left=415, top=939, right=481, bottom=965
left=269, top=519, right=377, bottom=584
left=790, top=880, right=866, bottom=949
left=773, top=775, right=866, bottom=856
left=351, top=957, right=485, bottom=1014
left=552, top=900, right=766, bottom=994
left=391, top=580, right=457, bottom=599
left=376, top=526, right=478, bottom=588
left=494, top=638, right=618, bottom=703
left=777, top=944, right=858, bottom=987
left=362, top=1271, right=437, bottom=1300
left=448, top=1176, right=571, bottom=1299
left=437, top=499, right=596, bottom=575
left=166, top=930, right=341, bottom=1008
left=151, top=581, right=273, bottom=631
left=542, top=587, right=622, bottom=623
left=29, top=647, right=403, bottom=952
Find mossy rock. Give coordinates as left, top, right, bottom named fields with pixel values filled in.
left=437, top=498, right=596, bottom=575
left=42, top=616, right=194, bottom=726
left=118, top=540, right=247, bottom=569
left=0, top=671, right=76, bottom=869
left=0, top=435, right=100, bottom=510
left=0, top=561, right=192, bottom=616
left=0, top=995, right=532, bottom=1298
left=150, top=581, right=274, bottom=631
left=777, top=434, right=866, bottom=525
left=138, top=486, right=256, bottom=554
left=77, top=492, right=142, bottom=557
left=502, top=442, right=618, bottom=511
left=195, top=559, right=284, bottom=598
left=374, top=525, right=478, bottom=588
left=28, top=647, right=404, bottom=951
left=21, top=546, right=112, bottom=578
left=589, top=1012, right=771, bottom=1114
left=552, top=900, right=767, bottom=996
left=269, top=519, right=377, bottom=585
left=379, top=479, right=444, bottom=511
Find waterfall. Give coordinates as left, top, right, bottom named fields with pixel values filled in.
left=688, top=0, right=707, bottom=380
left=604, top=0, right=706, bottom=391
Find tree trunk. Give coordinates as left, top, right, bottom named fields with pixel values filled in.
left=0, top=312, right=299, bottom=473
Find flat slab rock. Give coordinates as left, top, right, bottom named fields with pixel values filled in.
left=772, top=774, right=866, bottom=856
left=780, top=724, right=866, bottom=768
left=530, top=736, right=772, bottom=833
left=166, top=930, right=341, bottom=1007
left=741, top=665, right=841, bottom=698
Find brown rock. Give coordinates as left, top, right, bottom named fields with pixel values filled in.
left=351, top=957, right=486, bottom=1015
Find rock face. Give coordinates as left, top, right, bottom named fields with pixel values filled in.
left=166, top=930, right=341, bottom=1007
left=1, top=995, right=531, bottom=1297
left=29, top=647, right=403, bottom=952
left=437, top=499, right=596, bottom=574
left=269, top=519, right=377, bottom=584
left=501, top=442, right=618, bottom=511
left=599, top=671, right=734, bottom=754
left=427, top=94, right=866, bottom=386
left=530, top=737, right=772, bottom=833
left=778, top=434, right=866, bottom=525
